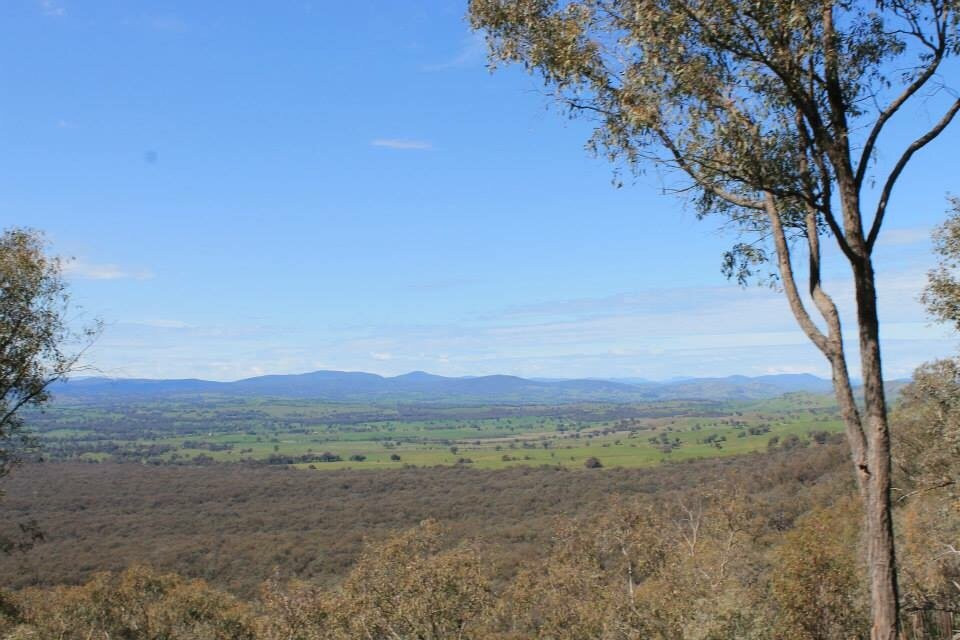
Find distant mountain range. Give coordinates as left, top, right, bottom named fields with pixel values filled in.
left=50, top=370, right=842, bottom=404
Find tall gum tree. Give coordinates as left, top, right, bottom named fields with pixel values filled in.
left=467, top=1, right=960, bottom=637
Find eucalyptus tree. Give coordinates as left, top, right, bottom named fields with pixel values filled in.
left=923, top=197, right=960, bottom=329
left=468, top=1, right=960, bottom=636
left=0, top=229, right=95, bottom=479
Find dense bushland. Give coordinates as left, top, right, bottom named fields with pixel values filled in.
left=0, top=441, right=846, bottom=596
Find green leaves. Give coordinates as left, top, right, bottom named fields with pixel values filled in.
left=470, top=0, right=957, bottom=281
left=923, top=198, right=960, bottom=333
left=0, top=229, right=97, bottom=479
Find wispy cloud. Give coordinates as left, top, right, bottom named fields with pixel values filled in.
left=39, top=0, right=65, bottom=17
left=64, top=259, right=154, bottom=281
left=131, top=319, right=194, bottom=329
left=876, top=226, right=932, bottom=247
left=371, top=138, right=433, bottom=150
left=149, top=15, right=189, bottom=33
left=311, top=265, right=948, bottom=379
left=421, top=33, right=487, bottom=72
left=407, top=278, right=474, bottom=291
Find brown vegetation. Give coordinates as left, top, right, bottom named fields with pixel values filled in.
left=0, top=444, right=848, bottom=597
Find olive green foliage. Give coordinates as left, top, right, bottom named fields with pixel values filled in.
left=0, top=229, right=96, bottom=479
left=0, top=229, right=98, bottom=558
left=1, top=483, right=878, bottom=640
left=469, top=0, right=958, bottom=265
left=4, top=565, right=256, bottom=639
left=893, top=359, right=960, bottom=498
left=875, top=200, right=960, bottom=636
left=495, top=492, right=772, bottom=639
left=260, top=520, right=492, bottom=640
left=771, top=498, right=870, bottom=640
left=923, top=198, right=960, bottom=333
left=878, top=208, right=960, bottom=637
left=892, top=361, right=960, bottom=638
left=1, top=230, right=67, bottom=478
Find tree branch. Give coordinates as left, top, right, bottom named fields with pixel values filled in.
left=656, top=129, right=765, bottom=210
left=867, top=98, right=960, bottom=251
left=796, top=113, right=856, bottom=261
left=803, top=204, right=868, bottom=484
left=855, top=47, right=945, bottom=188
left=765, top=193, right=831, bottom=354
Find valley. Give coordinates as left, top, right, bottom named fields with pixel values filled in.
left=28, top=373, right=844, bottom=471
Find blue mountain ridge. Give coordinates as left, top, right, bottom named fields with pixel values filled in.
left=51, top=370, right=838, bottom=403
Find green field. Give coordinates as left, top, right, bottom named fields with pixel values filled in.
left=26, top=391, right=844, bottom=470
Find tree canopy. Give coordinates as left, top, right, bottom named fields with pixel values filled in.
left=0, top=229, right=93, bottom=479
left=470, top=0, right=958, bottom=264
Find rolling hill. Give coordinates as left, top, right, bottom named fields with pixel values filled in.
left=50, top=370, right=839, bottom=404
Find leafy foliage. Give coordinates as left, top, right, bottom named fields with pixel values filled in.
left=923, top=198, right=960, bottom=333
left=0, top=229, right=96, bottom=479
left=5, top=565, right=256, bottom=639
left=469, top=0, right=959, bottom=266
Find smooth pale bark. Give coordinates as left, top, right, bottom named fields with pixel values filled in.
left=854, top=261, right=899, bottom=640
left=765, top=192, right=897, bottom=639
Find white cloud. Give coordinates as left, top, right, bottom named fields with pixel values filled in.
left=421, top=34, right=487, bottom=72
left=308, top=264, right=949, bottom=379
left=39, top=0, right=65, bottom=17
left=371, top=138, right=432, bottom=150
left=63, top=259, right=154, bottom=281
left=370, top=352, right=393, bottom=361
left=876, top=226, right=932, bottom=247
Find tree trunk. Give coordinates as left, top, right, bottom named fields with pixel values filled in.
left=853, top=258, right=901, bottom=640
left=764, top=189, right=900, bottom=636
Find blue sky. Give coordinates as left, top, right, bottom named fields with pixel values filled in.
left=2, top=0, right=958, bottom=381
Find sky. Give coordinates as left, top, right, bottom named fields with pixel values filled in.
left=1, top=0, right=958, bottom=381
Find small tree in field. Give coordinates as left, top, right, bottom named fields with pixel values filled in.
left=468, top=1, right=960, bottom=637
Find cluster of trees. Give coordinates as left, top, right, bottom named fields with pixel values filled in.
left=0, top=442, right=849, bottom=597
left=0, top=418, right=956, bottom=639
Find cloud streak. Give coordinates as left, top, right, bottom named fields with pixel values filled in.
left=421, top=34, right=487, bottom=72
left=371, top=138, right=432, bottom=150
left=74, top=262, right=953, bottom=382
left=64, top=259, right=154, bottom=281
left=876, top=226, right=932, bottom=247
left=39, top=0, right=65, bottom=17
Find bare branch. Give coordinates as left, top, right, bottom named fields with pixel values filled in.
left=868, top=98, right=960, bottom=251
left=855, top=43, right=946, bottom=188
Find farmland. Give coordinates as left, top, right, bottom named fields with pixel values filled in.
left=26, top=390, right=843, bottom=471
